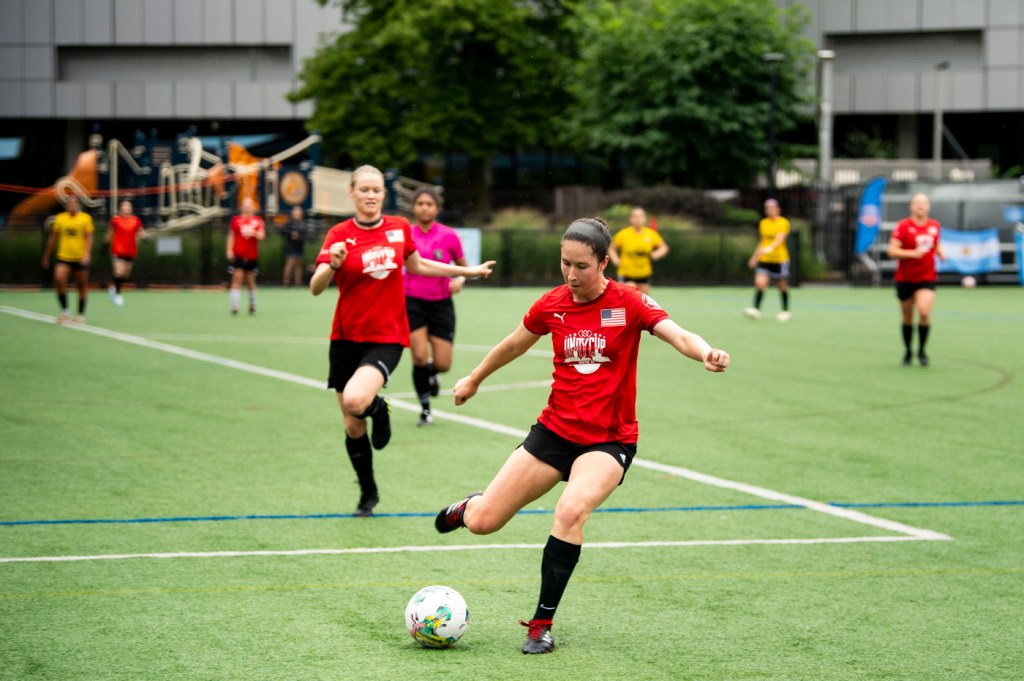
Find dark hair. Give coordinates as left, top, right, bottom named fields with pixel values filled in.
left=412, top=187, right=443, bottom=208
left=562, top=216, right=611, bottom=261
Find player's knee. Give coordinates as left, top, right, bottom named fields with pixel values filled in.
left=432, top=359, right=452, bottom=373
left=342, top=393, right=372, bottom=417
left=552, top=498, right=590, bottom=532
left=464, top=503, right=506, bottom=535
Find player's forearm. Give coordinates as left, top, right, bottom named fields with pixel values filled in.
left=309, top=263, right=334, bottom=295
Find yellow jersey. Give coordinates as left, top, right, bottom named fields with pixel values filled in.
left=52, top=211, right=94, bottom=263
left=612, top=226, right=664, bottom=279
left=757, top=216, right=790, bottom=264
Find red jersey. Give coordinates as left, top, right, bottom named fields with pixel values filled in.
left=230, top=215, right=265, bottom=260
left=315, top=216, right=417, bottom=344
left=523, top=280, right=669, bottom=445
left=109, top=215, right=143, bottom=258
left=892, top=218, right=941, bottom=282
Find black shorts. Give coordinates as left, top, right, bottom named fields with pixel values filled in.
left=55, top=259, right=87, bottom=272
left=896, top=281, right=936, bottom=301
left=520, top=422, right=637, bottom=484
left=406, top=296, right=456, bottom=342
left=229, top=258, right=259, bottom=273
left=755, top=261, right=790, bottom=279
left=111, top=254, right=135, bottom=264
left=620, top=276, right=650, bottom=285
left=327, top=340, right=404, bottom=392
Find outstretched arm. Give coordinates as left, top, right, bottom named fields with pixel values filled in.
left=652, top=319, right=729, bottom=372
left=406, top=251, right=494, bottom=280
left=453, top=323, right=543, bottom=405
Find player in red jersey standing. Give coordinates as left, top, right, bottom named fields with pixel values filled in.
left=434, top=217, right=730, bottom=654
left=310, top=166, right=494, bottom=517
left=105, top=199, right=147, bottom=307
left=226, top=197, right=266, bottom=315
left=887, top=193, right=947, bottom=366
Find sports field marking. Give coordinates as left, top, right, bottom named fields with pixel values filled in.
left=0, top=306, right=953, bottom=559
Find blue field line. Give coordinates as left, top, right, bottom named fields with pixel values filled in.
left=1, top=500, right=1021, bottom=527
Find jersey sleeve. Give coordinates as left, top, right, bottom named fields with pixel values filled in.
left=85, top=215, right=94, bottom=234
left=523, top=294, right=551, bottom=336
left=316, top=225, right=340, bottom=265
left=402, top=220, right=416, bottom=260
left=449, top=230, right=465, bottom=262
left=630, top=290, right=670, bottom=332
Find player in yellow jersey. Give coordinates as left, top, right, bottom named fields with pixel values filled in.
left=608, top=207, right=668, bottom=294
left=744, top=198, right=791, bottom=321
left=41, top=196, right=94, bottom=324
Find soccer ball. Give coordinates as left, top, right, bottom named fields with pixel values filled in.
left=961, top=275, right=977, bottom=288
left=405, top=585, right=469, bottom=648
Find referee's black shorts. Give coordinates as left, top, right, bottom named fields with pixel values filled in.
left=406, top=296, right=456, bottom=342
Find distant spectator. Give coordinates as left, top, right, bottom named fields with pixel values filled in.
left=42, top=196, right=93, bottom=324
left=281, top=205, right=308, bottom=287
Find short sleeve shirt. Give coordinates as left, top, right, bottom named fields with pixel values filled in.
left=52, top=211, right=94, bottom=263
left=230, top=215, right=265, bottom=260
left=892, top=218, right=941, bottom=282
left=110, top=215, right=143, bottom=258
left=315, top=215, right=417, bottom=344
left=523, top=279, right=669, bottom=445
left=612, top=227, right=664, bottom=279
left=404, top=222, right=465, bottom=302
left=757, top=217, right=790, bottom=264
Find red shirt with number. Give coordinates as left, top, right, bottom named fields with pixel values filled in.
left=523, top=279, right=669, bottom=445
left=109, top=215, right=144, bottom=258
left=892, top=218, right=941, bottom=282
left=230, top=215, right=265, bottom=260
left=315, top=216, right=417, bottom=344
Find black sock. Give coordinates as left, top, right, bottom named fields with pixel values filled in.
left=532, top=535, right=581, bottom=622
left=412, top=365, right=432, bottom=407
left=78, top=296, right=87, bottom=314
left=753, top=290, right=764, bottom=309
left=428, top=362, right=439, bottom=378
left=57, top=292, right=67, bottom=310
left=345, top=434, right=376, bottom=497
left=902, top=324, right=913, bottom=356
left=114, top=276, right=124, bottom=294
left=917, top=324, right=930, bottom=356
left=356, top=395, right=384, bottom=420
left=780, top=290, right=789, bottom=312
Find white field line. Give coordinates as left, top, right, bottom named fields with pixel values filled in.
left=0, top=536, right=930, bottom=564
left=0, top=305, right=951, bottom=564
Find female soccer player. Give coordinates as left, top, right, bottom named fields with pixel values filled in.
left=106, top=199, right=147, bottom=306
left=744, top=198, right=792, bottom=321
left=404, top=187, right=468, bottom=426
left=310, top=166, right=493, bottom=517
left=887, top=192, right=947, bottom=366
left=41, top=195, right=94, bottom=324
left=608, top=206, right=668, bottom=294
left=226, top=197, right=265, bottom=315
left=434, top=216, right=729, bottom=654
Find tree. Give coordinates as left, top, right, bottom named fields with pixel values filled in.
left=567, top=0, right=814, bottom=187
left=290, top=0, right=576, bottom=212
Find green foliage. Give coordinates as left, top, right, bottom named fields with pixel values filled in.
left=838, top=125, right=898, bottom=159
left=486, top=207, right=550, bottom=231
left=604, top=185, right=725, bottom=224
left=291, top=0, right=575, bottom=167
left=567, top=0, right=815, bottom=187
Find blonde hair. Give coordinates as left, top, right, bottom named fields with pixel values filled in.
left=350, top=165, right=385, bottom=188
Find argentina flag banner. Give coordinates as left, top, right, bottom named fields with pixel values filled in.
left=1016, top=228, right=1024, bottom=286
left=937, top=228, right=1002, bottom=275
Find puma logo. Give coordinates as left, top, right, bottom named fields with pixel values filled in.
left=345, top=238, right=357, bottom=246
left=554, top=312, right=566, bottom=322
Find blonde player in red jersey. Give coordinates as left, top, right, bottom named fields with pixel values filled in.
left=106, top=199, right=147, bottom=306
left=434, top=216, right=729, bottom=654
left=310, top=166, right=494, bottom=517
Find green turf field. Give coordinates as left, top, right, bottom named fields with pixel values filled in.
left=1, top=284, right=1021, bottom=680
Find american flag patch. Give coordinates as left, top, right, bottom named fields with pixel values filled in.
left=601, top=308, right=626, bottom=327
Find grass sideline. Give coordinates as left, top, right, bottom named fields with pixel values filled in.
left=1, top=285, right=1022, bottom=680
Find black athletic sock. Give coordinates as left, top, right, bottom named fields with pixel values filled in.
left=781, top=290, right=789, bottom=312
left=902, top=324, right=914, bottom=356
left=753, top=290, right=764, bottom=310
left=345, top=434, right=376, bottom=497
left=532, top=535, right=581, bottom=622
left=356, top=395, right=384, bottom=420
left=57, top=292, right=67, bottom=310
left=917, top=324, right=930, bottom=356
left=412, top=365, right=432, bottom=407
left=78, top=297, right=87, bottom=314
left=114, top=276, right=124, bottom=294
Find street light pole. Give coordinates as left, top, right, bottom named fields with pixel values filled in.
left=932, top=60, right=950, bottom=181
left=762, top=52, right=786, bottom=195
left=817, top=50, right=835, bottom=184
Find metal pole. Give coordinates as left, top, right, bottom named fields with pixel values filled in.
left=932, top=61, right=950, bottom=181
left=762, top=52, right=786, bottom=194
left=817, top=50, right=835, bottom=184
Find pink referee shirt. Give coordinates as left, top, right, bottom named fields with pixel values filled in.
left=404, top=222, right=465, bottom=301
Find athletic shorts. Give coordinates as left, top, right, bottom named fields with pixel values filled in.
left=55, top=259, right=87, bottom=272
left=520, top=421, right=637, bottom=485
left=406, top=296, right=456, bottom=342
left=619, top=276, right=651, bottom=285
left=327, top=340, right=403, bottom=392
left=229, top=257, right=259, bottom=273
left=755, top=261, right=790, bottom=280
left=896, top=281, right=936, bottom=301
left=111, top=254, right=135, bottom=265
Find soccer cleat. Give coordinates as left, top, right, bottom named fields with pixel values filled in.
left=114, top=294, right=124, bottom=307
left=902, top=353, right=912, bottom=367
left=231, top=307, right=238, bottom=316
left=249, top=304, right=256, bottom=315
left=776, top=311, right=791, bottom=322
left=434, top=493, right=481, bottom=533
left=72, top=315, right=85, bottom=324
left=370, top=398, right=391, bottom=450
left=355, top=492, right=379, bottom=517
left=520, top=619, right=555, bottom=654
left=108, top=284, right=117, bottom=302
left=743, top=307, right=762, bottom=320
left=918, top=353, right=930, bottom=367
left=428, top=372, right=440, bottom=398
left=56, top=312, right=70, bottom=325
left=417, top=409, right=433, bottom=427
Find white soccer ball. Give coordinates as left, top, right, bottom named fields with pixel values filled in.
left=405, top=585, right=469, bottom=648
left=961, top=275, right=977, bottom=288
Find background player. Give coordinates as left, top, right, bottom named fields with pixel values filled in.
left=404, top=187, right=467, bottom=426
left=226, top=197, right=265, bottom=315
left=41, top=195, right=93, bottom=324
left=744, top=198, right=792, bottom=321
left=608, top=206, right=668, bottom=293
left=434, top=216, right=729, bottom=654
left=105, top=199, right=147, bottom=306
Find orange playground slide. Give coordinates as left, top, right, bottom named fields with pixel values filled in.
left=8, top=150, right=98, bottom=227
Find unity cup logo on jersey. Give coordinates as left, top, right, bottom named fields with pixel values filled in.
left=562, top=329, right=610, bottom=375
left=362, top=246, right=398, bottom=279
